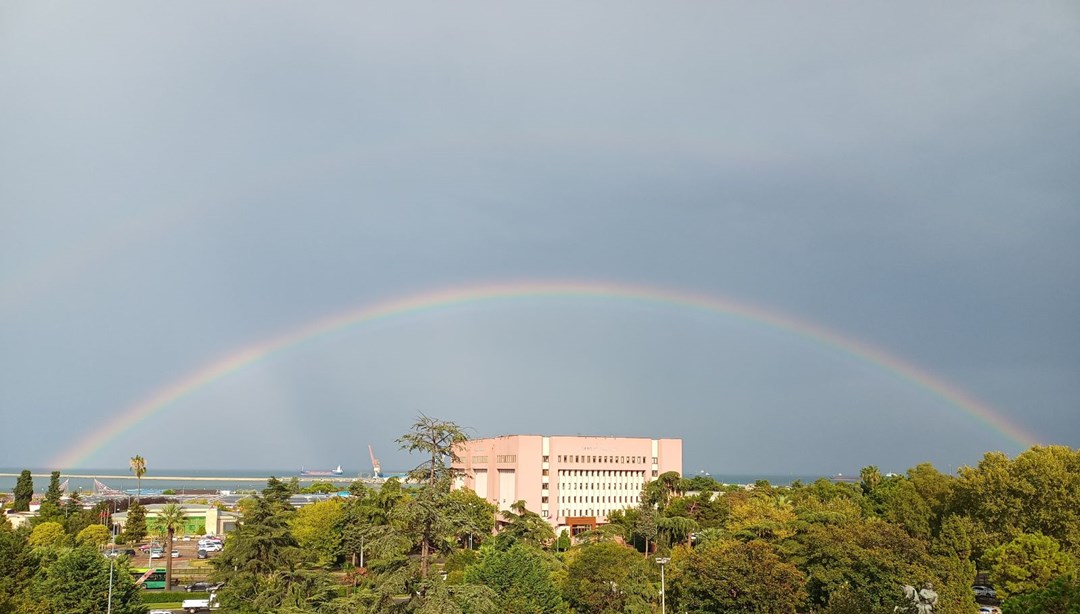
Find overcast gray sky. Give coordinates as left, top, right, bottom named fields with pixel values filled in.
left=2, top=2, right=1078, bottom=476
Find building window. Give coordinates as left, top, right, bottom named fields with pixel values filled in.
left=542, top=469, right=549, bottom=476
left=542, top=496, right=548, bottom=503
left=652, top=470, right=658, bottom=477
left=471, top=456, right=487, bottom=463
left=543, top=455, right=549, bottom=462
left=496, top=455, right=517, bottom=463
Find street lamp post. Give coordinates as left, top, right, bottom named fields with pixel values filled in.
left=655, top=557, right=670, bottom=614
left=106, top=552, right=115, bottom=614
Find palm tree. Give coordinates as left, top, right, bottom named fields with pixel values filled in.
left=158, top=503, right=186, bottom=592
left=130, top=455, right=147, bottom=499
left=860, top=465, right=882, bottom=495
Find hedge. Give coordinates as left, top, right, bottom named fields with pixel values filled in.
left=142, top=591, right=209, bottom=603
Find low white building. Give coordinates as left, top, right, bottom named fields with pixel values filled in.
left=111, top=503, right=239, bottom=536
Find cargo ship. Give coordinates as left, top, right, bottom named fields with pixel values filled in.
left=299, top=465, right=344, bottom=477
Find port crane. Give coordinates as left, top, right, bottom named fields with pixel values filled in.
left=368, top=444, right=382, bottom=478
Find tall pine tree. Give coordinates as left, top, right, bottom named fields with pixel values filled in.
left=37, top=471, right=63, bottom=522
left=12, top=470, right=33, bottom=512
left=121, top=501, right=148, bottom=544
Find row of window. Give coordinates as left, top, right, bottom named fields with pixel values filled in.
left=555, top=454, right=656, bottom=465
left=562, top=481, right=639, bottom=491
left=561, top=509, right=608, bottom=518
left=470, top=454, right=518, bottom=464
left=558, top=469, right=646, bottom=479
left=559, top=495, right=639, bottom=504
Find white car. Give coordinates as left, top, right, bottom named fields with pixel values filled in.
left=973, top=585, right=997, bottom=598
left=201, top=542, right=223, bottom=552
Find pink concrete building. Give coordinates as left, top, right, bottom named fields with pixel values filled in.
left=452, top=435, right=682, bottom=530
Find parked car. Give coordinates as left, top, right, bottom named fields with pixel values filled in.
left=197, top=548, right=208, bottom=559
left=149, top=548, right=164, bottom=558
left=973, top=585, right=997, bottom=598
left=201, top=542, right=223, bottom=552
left=182, top=593, right=219, bottom=613
left=171, top=549, right=182, bottom=558
left=185, top=581, right=213, bottom=592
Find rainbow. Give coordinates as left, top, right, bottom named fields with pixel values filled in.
left=50, top=280, right=1040, bottom=468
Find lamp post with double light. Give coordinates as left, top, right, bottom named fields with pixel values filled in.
left=655, top=556, right=670, bottom=614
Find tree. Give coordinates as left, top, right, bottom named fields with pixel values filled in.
left=158, top=503, right=186, bottom=591
left=396, top=414, right=469, bottom=576
left=0, top=519, right=33, bottom=613
left=36, top=471, right=64, bottom=523
left=684, top=474, right=723, bottom=493
left=664, top=490, right=729, bottom=530
left=12, top=470, right=33, bottom=512
left=983, top=533, right=1077, bottom=600
left=121, top=501, right=148, bottom=544
left=495, top=501, right=555, bottom=550
left=129, top=455, right=146, bottom=499
left=860, top=466, right=883, bottom=495
left=213, top=495, right=305, bottom=611
left=644, top=471, right=684, bottom=508
left=262, top=476, right=294, bottom=509
left=464, top=542, right=566, bottom=613
left=795, top=519, right=946, bottom=612
left=562, top=541, right=655, bottom=614
left=26, top=544, right=144, bottom=614
left=28, top=521, right=68, bottom=549
left=556, top=529, right=572, bottom=553
left=447, top=488, right=497, bottom=550
left=882, top=478, right=934, bottom=540
left=301, top=481, right=337, bottom=494
left=216, top=495, right=299, bottom=576
left=669, top=539, right=807, bottom=614
left=397, top=413, right=469, bottom=488
left=1001, top=574, right=1080, bottom=614
left=291, top=498, right=344, bottom=567
left=658, top=515, right=698, bottom=549
left=76, top=524, right=110, bottom=548
left=209, top=494, right=343, bottom=612
left=953, top=447, right=1080, bottom=555
left=631, top=504, right=659, bottom=556
left=726, top=490, right=796, bottom=542
left=396, top=482, right=457, bottom=580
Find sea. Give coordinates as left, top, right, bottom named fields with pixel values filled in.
left=0, top=468, right=835, bottom=495
left=0, top=468, right=376, bottom=496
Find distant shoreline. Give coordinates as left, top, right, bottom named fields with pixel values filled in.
left=0, top=472, right=358, bottom=483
